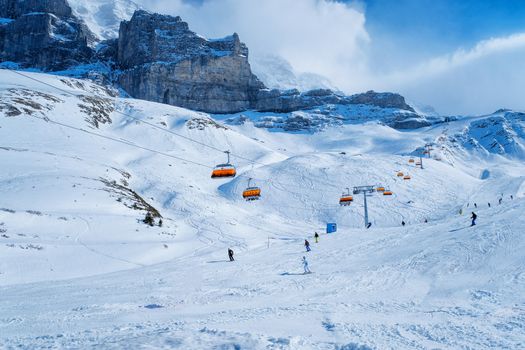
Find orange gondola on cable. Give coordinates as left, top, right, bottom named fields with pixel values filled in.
left=383, top=190, right=393, bottom=195
left=339, top=188, right=353, bottom=206
left=403, top=175, right=411, bottom=180
left=211, top=150, right=236, bottom=178
left=242, top=178, right=261, bottom=201
left=397, top=172, right=404, bottom=177
left=376, top=187, right=385, bottom=192
left=408, top=158, right=415, bottom=163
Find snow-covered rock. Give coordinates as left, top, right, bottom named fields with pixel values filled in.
left=69, top=0, right=140, bottom=42
left=250, top=54, right=337, bottom=92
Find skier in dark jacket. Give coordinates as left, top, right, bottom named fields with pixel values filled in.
left=402, top=220, right=406, bottom=226
left=471, top=212, right=477, bottom=226
left=499, top=198, right=502, bottom=205
left=304, top=239, right=311, bottom=252
left=314, top=232, right=320, bottom=243
left=488, top=202, right=491, bottom=208
left=228, top=248, right=234, bottom=261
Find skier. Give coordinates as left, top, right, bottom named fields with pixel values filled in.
left=302, top=256, right=311, bottom=274
left=459, top=208, right=463, bottom=215
left=471, top=212, right=477, bottom=226
left=474, top=203, right=477, bottom=208
left=511, top=195, right=514, bottom=200
left=304, top=239, right=311, bottom=252
left=488, top=202, right=491, bottom=208
left=314, top=232, right=319, bottom=243
left=499, top=198, right=502, bottom=205
left=228, top=248, right=234, bottom=262
left=402, top=220, right=406, bottom=226
left=424, top=218, right=428, bottom=223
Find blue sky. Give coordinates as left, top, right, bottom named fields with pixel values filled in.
left=361, top=0, right=525, bottom=66
left=143, top=0, right=525, bottom=114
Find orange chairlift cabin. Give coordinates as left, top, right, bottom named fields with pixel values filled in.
left=242, top=178, right=261, bottom=201
left=376, top=186, right=386, bottom=192
left=403, top=174, right=411, bottom=180
left=408, top=158, right=415, bottom=163
left=383, top=189, right=393, bottom=195
left=397, top=171, right=404, bottom=177
left=339, top=187, right=353, bottom=206
left=211, top=150, right=236, bottom=178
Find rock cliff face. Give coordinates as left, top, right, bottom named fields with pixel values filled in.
left=0, top=0, right=95, bottom=70
left=116, top=10, right=264, bottom=114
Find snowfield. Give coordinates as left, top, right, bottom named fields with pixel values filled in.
left=1, top=70, right=524, bottom=349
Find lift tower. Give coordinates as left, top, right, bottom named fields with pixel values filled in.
left=353, top=186, right=376, bottom=228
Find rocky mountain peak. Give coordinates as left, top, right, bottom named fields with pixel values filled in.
left=117, top=10, right=248, bottom=69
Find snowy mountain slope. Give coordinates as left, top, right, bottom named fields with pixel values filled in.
left=250, top=54, right=338, bottom=92
left=69, top=0, right=141, bottom=42
left=1, top=70, right=525, bottom=348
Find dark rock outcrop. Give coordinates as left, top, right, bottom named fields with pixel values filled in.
left=347, top=90, right=415, bottom=112
left=253, top=89, right=415, bottom=114
left=0, top=0, right=94, bottom=70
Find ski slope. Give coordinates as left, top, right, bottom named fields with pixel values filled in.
left=1, top=70, right=524, bottom=349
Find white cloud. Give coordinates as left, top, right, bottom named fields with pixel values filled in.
left=382, top=33, right=525, bottom=114
left=384, top=33, right=525, bottom=84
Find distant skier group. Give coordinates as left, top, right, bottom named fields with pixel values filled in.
left=227, top=231, right=320, bottom=274
left=302, top=231, right=320, bottom=274
left=227, top=194, right=515, bottom=272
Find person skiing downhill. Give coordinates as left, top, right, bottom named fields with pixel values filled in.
left=471, top=212, right=477, bottom=226
left=488, top=202, right=491, bottom=208
left=314, top=232, right=319, bottom=243
left=228, top=248, right=234, bottom=261
left=402, top=220, right=406, bottom=226
left=499, top=198, right=502, bottom=205
left=304, top=239, right=311, bottom=252
left=302, top=256, right=311, bottom=274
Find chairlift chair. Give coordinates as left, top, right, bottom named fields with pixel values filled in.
left=211, top=151, right=236, bottom=178
left=339, top=188, right=353, bottom=206
left=242, top=178, right=261, bottom=201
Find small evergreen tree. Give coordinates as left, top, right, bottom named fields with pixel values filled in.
left=143, top=212, right=154, bottom=226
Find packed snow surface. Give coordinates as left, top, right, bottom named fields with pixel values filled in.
left=0, top=70, right=524, bottom=349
